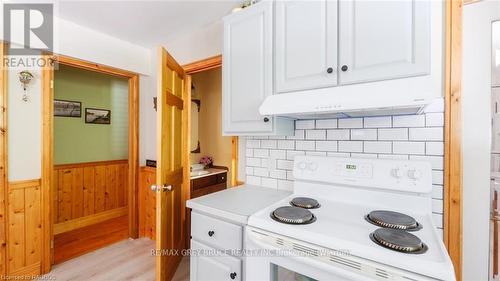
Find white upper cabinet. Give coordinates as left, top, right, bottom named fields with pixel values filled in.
left=275, top=0, right=338, bottom=93
left=338, top=0, right=430, bottom=85
left=222, top=1, right=293, bottom=135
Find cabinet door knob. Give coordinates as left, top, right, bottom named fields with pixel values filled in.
left=208, top=230, right=215, bottom=237
left=326, top=67, right=333, bottom=74
left=341, top=65, right=348, bottom=72
left=230, top=272, right=237, bottom=280
left=263, top=117, right=270, bottom=123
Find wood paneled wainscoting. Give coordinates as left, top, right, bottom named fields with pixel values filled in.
left=53, top=160, right=128, bottom=235
left=139, top=166, right=156, bottom=240
left=7, top=179, right=42, bottom=276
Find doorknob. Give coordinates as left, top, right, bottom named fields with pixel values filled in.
left=150, top=184, right=173, bottom=192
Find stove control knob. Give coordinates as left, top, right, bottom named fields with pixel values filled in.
left=308, top=162, right=318, bottom=171
left=297, top=162, right=307, bottom=170
left=408, top=169, right=421, bottom=180
left=391, top=168, right=403, bottom=179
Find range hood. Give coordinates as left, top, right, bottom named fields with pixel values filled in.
left=259, top=88, right=435, bottom=120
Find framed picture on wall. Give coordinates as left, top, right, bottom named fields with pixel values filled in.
left=85, top=108, right=111, bottom=124
left=54, top=99, right=82, bottom=117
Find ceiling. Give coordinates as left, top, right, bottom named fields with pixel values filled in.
left=58, top=1, right=241, bottom=48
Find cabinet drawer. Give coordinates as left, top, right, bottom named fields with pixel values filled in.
left=191, top=212, right=242, bottom=252
left=217, top=173, right=227, bottom=184
left=192, top=175, right=218, bottom=190
left=190, top=239, right=241, bottom=281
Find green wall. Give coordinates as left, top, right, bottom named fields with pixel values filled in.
left=54, top=65, right=129, bottom=165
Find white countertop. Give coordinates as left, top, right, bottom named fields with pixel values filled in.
left=190, top=168, right=227, bottom=180
left=186, top=185, right=292, bottom=224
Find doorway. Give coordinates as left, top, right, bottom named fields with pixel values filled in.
left=41, top=55, right=139, bottom=272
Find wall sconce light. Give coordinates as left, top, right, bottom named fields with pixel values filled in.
left=19, top=70, right=34, bottom=102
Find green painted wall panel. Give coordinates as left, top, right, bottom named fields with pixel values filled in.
left=54, top=65, right=128, bottom=165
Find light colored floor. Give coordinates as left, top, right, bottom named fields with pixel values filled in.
left=40, top=238, right=190, bottom=281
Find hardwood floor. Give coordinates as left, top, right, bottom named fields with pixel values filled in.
left=42, top=238, right=189, bottom=281
left=54, top=215, right=129, bottom=264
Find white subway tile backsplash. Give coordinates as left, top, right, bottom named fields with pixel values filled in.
left=261, top=140, right=277, bottom=149
left=409, top=155, right=444, bottom=170
left=277, top=140, right=295, bottom=150
left=426, top=113, right=444, bottom=127
left=316, top=141, right=338, bottom=152
left=393, top=115, right=425, bottom=127
left=247, top=176, right=261, bottom=186
left=276, top=160, right=294, bottom=170
left=296, top=120, right=315, bottom=129
left=393, top=142, right=425, bottom=155
left=338, top=141, right=363, bottom=152
left=338, top=118, right=363, bottom=128
left=378, top=128, right=408, bottom=140
left=287, top=150, right=305, bottom=160
left=306, top=130, right=327, bottom=140
left=287, top=130, right=305, bottom=140
left=270, top=169, right=287, bottom=179
left=246, top=139, right=260, bottom=148
left=351, top=153, right=377, bottom=159
left=426, top=142, right=444, bottom=156
left=409, top=127, right=444, bottom=141
left=246, top=157, right=261, bottom=167
left=253, top=149, right=269, bottom=158
left=364, top=116, right=392, bottom=128
left=254, top=167, right=269, bottom=177
left=307, top=151, right=327, bottom=156
left=269, top=149, right=286, bottom=159
left=364, top=141, right=392, bottom=154
left=327, top=129, right=350, bottom=140
left=244, top=112, right=444, bottom=232
left=351, top=129, right=377, bottom=140
left=296, top=141, right=315, bottom=151
left=315, top=119, right=338, bottom=129
left=327, top=152, right=351, bottom=157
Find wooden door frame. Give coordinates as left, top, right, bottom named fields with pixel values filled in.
left=0, top=42, right=8, bottom=277
left=182, top=55, right=242, bottom=187
left=41, top=55, right=140, bottom=273
left=444, top=1, right=462, bottom=280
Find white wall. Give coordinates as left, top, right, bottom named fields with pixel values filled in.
left=462, top=1, right=500, bottom=280
left=165, top=20, right=223, bottom=65
left=139, top=47, right=158, bottom=165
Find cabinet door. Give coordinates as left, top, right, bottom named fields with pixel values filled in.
left=223, top=1, right=273, bottom=134
left=275, top=0, right=338, bottom=93
left=190, top=240, right=241, bottom=281
left=339, top=0, right=430, bottom=85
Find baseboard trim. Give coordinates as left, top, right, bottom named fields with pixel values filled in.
left=54, top=207, right=127, bottom=235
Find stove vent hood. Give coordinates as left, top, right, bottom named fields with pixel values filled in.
left=259, top=88, right=435, bottom=119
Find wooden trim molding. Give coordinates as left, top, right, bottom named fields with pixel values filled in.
left=183, top=55, right=222, bottom=75
left=444, top=0, right=463, bottom=280
left=53, top=159, right=127, bottom=170
left=41, top=55, right=140, bottom=273
left=0, top=42, right=7, bottom=276
left=8, top=179, right=40, bottom=190
left=54, top=55, right=138, bottom=78
left=53, top=207, right=127, bottom=235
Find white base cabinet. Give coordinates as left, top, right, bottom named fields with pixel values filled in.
left=190, top=211, right=243, bottom=281
left=190, top=240, right=241, bottom=281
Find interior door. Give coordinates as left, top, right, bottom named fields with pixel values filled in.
left=154, top=46, right=190, bottom=281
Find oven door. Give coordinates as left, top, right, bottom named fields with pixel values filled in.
left=244, top=228, right=375, bottom=281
